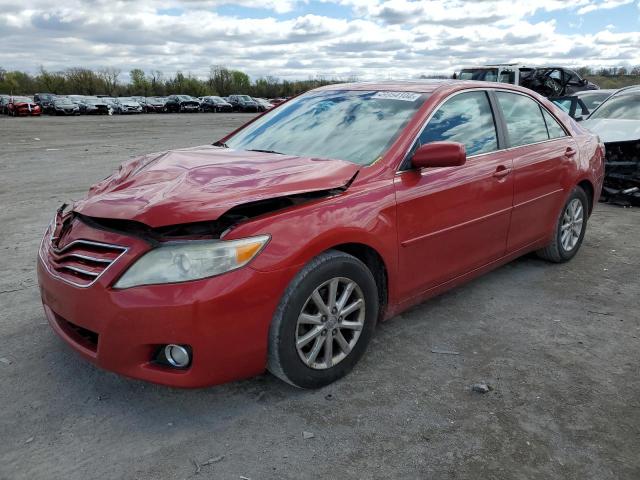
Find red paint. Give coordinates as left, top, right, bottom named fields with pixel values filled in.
left=7, top=98, right=41, bottom=116
left=37, top=81, right=604, bottom=387
left=74, top=147, right=359, bottom=227
left=411, top=141, right=467, bottom=168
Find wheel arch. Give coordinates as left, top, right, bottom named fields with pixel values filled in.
left=329, top=242, right=389, bottom=322
left=577, top=178, right=595, bottom=215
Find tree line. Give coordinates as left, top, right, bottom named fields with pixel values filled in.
left=1, top=64, right=638, bottom=98
left=0, top=65, right=354, bottom=98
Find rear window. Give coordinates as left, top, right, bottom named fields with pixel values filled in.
left=541, top=109, right=567, bottom=139
left=496, top=92, right=549, bottom=147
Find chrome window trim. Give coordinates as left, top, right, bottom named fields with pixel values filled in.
left=398, top=87, right=571, bottom=173
left=39, top=225, right=129, bottom=289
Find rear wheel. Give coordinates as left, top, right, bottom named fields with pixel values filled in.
left=537, top=186, right=588, bottom=263
left=268, top=250, right=378, bottom=389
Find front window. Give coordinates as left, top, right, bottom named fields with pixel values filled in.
left=226, top=89, right=427, bottom=166
left=589, top=92, right=640, bottom=120
left=416, top=91, right=498, bottom=156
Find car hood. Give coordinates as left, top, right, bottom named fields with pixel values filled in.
left=73, top=145, right=360, bottom=228
left=581, top=118, right=640, bottom=143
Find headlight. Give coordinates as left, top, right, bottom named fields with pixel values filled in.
left=113, top=235, right=269, bottom=289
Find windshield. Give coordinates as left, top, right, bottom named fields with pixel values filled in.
left=178, top=95, right=194, bottom=101
left=552, top=99, right=571, bottom=113
left=55, top=98, right=75, bottom=105
left=590, top=92, right=640, bottom=120
left=237, top=95, right=252, bottom=102
left=578, top=92, right=613, bottom=112
left=12, top=97, right=32, bottom=102
left=84, top=98, right=103, bottom=104
left=226, top=89, right=427, bottom=165
left=459, top=68, right=498, bottom=82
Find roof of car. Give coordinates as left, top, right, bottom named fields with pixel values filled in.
left=613, top=85, right=640, bottom=94
left=314, top=79, right=525, bottom=94
left=574, top=89, right=616, bottom=97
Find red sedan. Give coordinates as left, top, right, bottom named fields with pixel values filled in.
left=7, top=96, right=41, bottom=116
left=37, top=81, right=604, bottom=388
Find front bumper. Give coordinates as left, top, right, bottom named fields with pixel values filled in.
left=37, top=220, right=298, bottom=387
left=14, top=106, right=41, bottom=116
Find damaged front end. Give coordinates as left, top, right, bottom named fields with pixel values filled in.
left=601, top=140, right=640, bottom=206
left=74, top=180, right=354, bottom=245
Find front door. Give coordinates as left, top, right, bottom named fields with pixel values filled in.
left=394, top=90, right=514, bottom=301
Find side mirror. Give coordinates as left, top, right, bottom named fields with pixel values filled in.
left=411, top=141, right=467, bottom=169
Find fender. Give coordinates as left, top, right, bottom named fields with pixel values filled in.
left=227, top=178, right=401, bottom=305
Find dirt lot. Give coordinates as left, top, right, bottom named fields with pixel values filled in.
left=0, top=113, right=638, bottom=480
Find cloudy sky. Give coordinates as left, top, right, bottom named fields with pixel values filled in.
left=1, top=0, right=639, bottom=81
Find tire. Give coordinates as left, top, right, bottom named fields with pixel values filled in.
left=268, top=250, right=379, bottom=389
left=537, top=186, right=589, bottom=263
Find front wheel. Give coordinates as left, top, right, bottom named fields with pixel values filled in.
left=537, top=186, right=589, bottom=263
left=268, top=250, right=378, bottom=389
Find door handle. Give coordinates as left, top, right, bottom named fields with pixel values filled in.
left=493, top=166, right=511, bottom=179
left=565, top=147, right=577, bottom=157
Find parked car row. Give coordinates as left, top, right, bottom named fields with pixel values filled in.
left=0, top=93, right=287, bottom=116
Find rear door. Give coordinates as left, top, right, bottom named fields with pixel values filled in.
left=394, top=90, right=514, bottom=300
left=493, top=91, right=576, bottom=252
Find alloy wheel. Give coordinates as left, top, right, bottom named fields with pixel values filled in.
left=560, top=198, right=584, bottom=252
left=295, top=277, right=365, bottom=370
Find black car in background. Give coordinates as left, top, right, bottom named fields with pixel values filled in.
left=67, top=95, right=99, bottom=114
left=141, top=97, right=167, bottom=113
left=34, top=93, right=56, bottom=113
left=200, top=96, right=233, bottom=112
left=520, top=67, right=599, bottom=97
left=165, top=95, right=200, bottom=113
left=227, top=94, right=259, bottom=112
left=50, top=97, right=80, bottom=116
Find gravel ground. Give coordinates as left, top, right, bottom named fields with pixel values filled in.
left=0, top=113, right=639, bottom=480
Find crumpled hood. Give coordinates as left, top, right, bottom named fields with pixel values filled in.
left=73, top=145, right=360, bottom=228
left=581, top=118, right=640, bottom=143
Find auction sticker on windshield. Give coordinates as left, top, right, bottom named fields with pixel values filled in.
left=372, top=91, right=421, bottom=102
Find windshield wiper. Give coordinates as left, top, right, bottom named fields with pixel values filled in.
left=246, top=149, right=284, bottom=155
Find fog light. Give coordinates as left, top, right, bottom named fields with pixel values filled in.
left=164, top=344, right=190, bottom=368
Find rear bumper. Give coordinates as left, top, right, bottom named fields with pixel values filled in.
left=37, top=222, right=299, bottom=388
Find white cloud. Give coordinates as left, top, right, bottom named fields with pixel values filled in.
left=577, top=0, right=633, bottom=15
left=0, top=0, right=638, bottom=81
